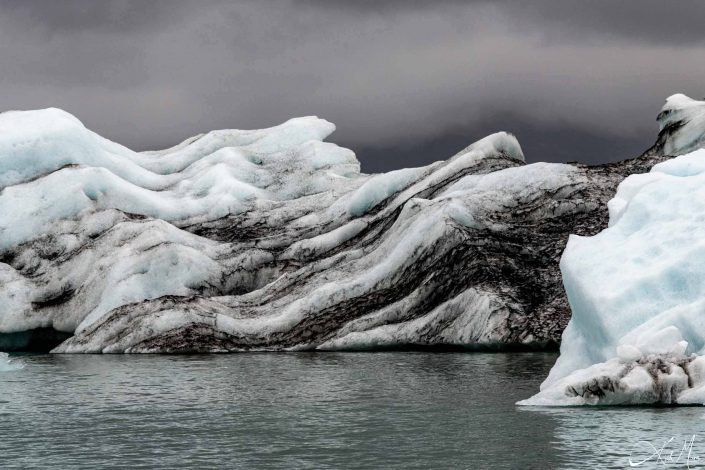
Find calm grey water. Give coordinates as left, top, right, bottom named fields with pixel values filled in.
left=1, top=352, right=705, bottom=469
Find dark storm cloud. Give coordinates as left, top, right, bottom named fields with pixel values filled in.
left=0, top=0, right=703, bottom=172
left=509, top=1, right=705, bottom=46
left=353, top=117, right=650, bottom=173
left=304, top=0, right=705, bottom=46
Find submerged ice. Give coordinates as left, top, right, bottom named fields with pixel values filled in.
left=522, top=95, right=705, bottom=406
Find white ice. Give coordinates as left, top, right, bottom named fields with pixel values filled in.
left=0, top=109, right=367, bottom=250
left=0, top=106, right=534, bottom=351
left=0, top=108, right=365, bottom=335
left=522, top=147, right=705, bottom=405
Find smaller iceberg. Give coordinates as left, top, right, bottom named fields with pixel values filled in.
left=522, top=94, right=705, bottom=406
left=0, top=352, right=22, bottom=372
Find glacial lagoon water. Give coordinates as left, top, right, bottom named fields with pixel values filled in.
left=1, top=352, right=704, bottom=469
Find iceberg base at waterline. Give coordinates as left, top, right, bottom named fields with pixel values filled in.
left=520, top=326, right=705, bottom=405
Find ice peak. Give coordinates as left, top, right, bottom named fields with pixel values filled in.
left=451, top=131, right=525, bottom=163
left=654, top=93, right=705, bottom=156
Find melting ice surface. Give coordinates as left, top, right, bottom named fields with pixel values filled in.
left=521, top=146, right=705, bottom=405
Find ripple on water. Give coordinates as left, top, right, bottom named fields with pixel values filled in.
left=0, top=352, right=698, bottom=469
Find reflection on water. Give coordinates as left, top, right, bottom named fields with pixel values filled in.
left=0, top=352, right=701, bottom=468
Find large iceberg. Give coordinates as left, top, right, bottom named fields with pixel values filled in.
left=522, top=95, right=705, bottom=405
left=0, top=97, right=679, bottom=353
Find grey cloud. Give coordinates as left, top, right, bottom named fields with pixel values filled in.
left=351, top=114, right=652, bottom=173
left=302, top=0, right=705, bottom=46
left=502, top=1, right=705, bottom=46
left=0, top=0, right=191, bottom=34
left=0, top=0, right=702, bottom=172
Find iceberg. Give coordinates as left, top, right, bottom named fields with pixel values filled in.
left=0, top=98, right=677, bottom=353
left=522, top=95, right=705, bottom=406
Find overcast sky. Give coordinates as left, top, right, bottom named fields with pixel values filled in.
left=0, top=0, right=703, bottom=172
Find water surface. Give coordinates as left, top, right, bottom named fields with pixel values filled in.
left=1, top=352, right=704, bottom=469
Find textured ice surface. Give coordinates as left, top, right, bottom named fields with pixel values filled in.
left=0, top=97, right=685, bottom=353
left=0, top=110, right=363, bottom=335
left=656, top=94, right=705, bottom=157
left=522, top=96, right=705, bottom=406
